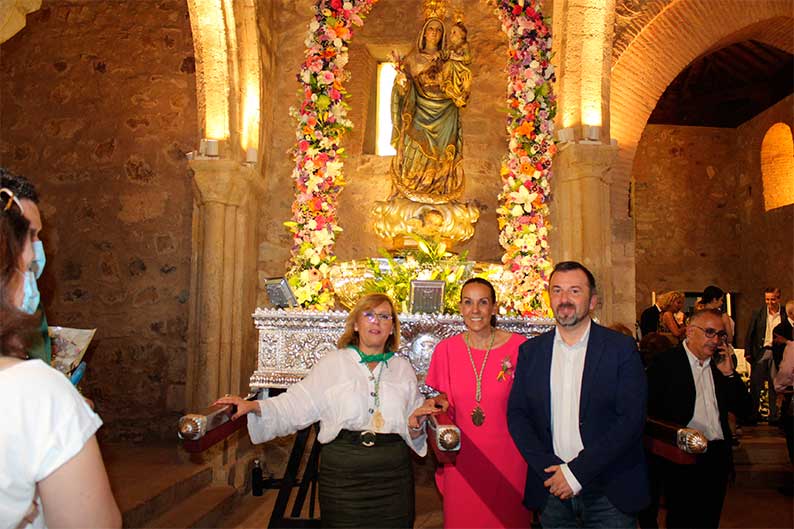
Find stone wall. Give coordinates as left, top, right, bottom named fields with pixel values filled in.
left=633, top=95, right=794, bottom=342
left=257, top=0, right=510, bottom=304
left=734, top=94, right=794, bottom=342
left=0, top=0, right=197, bottom=440
left=633, top=125, right=742, bottom=320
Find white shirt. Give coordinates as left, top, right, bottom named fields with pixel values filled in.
left=247, top=348, right=426, bottom=455
left=0, top=360, right=102, bottom=529
left=682, top=341, right=723, bottom=441
left=763, top=309, right=781, bottom=347
left=550, top=322, right=591, bottom=494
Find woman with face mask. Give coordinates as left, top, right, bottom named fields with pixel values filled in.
left=0, top=187, right=121, bottom=529
left=0, top=169, right=50, bottom=362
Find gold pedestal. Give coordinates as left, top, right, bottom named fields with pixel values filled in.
left=372, top=197, right=480, bottom=249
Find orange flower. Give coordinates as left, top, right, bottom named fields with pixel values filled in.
left=514, top=121, right=533, bottom=137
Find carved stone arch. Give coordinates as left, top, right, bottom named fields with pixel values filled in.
left=611, top=1, right=793, bottom=198
left=607, top=0, right=793, bottom=318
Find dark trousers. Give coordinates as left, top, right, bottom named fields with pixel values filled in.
left=663, top=440, right=730, bottom=529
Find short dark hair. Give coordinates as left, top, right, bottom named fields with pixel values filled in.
left=549, top=261, right=596, bottom=293
left=764, top=287, right=781, bottom=295
left=701, top=285, right=724, bottom=304
left=0, top=168, right=39, bottom=203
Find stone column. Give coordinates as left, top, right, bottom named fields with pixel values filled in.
left=550, top=142, right=620, bottom=323
left=187, top=159, right=265, bottom=410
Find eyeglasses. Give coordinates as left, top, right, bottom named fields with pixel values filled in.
left=0, top=188, right=24, bottom=214
left=362, top=311, right=393, bottom=323
left=691, top=325, right=728, bottom=341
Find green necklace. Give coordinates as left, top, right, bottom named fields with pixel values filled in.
left=349, top=345, right=394, bottom=364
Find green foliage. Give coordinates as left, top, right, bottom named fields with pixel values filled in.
left=359, top=235, right=471, bottom=314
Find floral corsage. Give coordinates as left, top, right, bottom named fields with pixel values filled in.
left=497, top=355, right=514, bottom=382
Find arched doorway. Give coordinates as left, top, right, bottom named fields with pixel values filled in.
left=608, top=0, right=793, bottom=325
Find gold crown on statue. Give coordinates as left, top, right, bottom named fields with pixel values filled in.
left=452, top=8, right=464, bottom=24
left=423, top=0, right=448, bottom=20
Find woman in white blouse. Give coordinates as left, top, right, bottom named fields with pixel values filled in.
left=0, top=187, right=120, bottom=529
left=216, top=293, right=426, bottom=527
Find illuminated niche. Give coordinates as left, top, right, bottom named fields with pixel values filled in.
left=761, top=122, right=794, bottom=211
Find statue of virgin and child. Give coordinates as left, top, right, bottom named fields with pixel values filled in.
left=373, top=17, right=479, bottom=248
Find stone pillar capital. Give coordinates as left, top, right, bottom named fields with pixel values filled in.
left=190, top=160, right=263, bottom=207
left=553, top=143, right=619, bottom=185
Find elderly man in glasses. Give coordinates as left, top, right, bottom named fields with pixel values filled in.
left=646, top=309, right=751, bottom=528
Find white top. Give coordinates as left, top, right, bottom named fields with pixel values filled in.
left=764, top=309, right=781, bottom=347
left=549, top=322, right=591, bottom=495
left=247, top=348, right=427, bottom=455
left=682, top=341, right=723, bottom=441
left=0, top=360, right=102, bottom=529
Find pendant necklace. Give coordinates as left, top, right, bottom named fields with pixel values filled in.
left=350, top=345, right=391, bottom=431
left=372, top=361, right=387, bottom=431
left=465, top=330, right=495, bottom=426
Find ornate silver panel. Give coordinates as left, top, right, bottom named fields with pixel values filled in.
left=250, top=308, right=554, bottom=390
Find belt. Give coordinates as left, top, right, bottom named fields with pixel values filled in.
left=335, top=429, right=403, bottom=447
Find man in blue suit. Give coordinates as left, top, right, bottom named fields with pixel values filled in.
left=508, top=261, right=649, bottom=528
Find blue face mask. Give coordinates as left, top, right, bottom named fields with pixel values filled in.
left=31, top=240, right=46, bottom=279
left=20, top=270, right=41, bottom=314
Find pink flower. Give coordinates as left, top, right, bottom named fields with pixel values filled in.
left=319, top=70, right=335, bottom=84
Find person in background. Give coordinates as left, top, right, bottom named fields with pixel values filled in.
left=0, top=168, right=50, bottom=362
left=745, top=287, right=782, bottom=423
left=772, top=300, right=794, bottom=367
left=0, top=187, right=120, bottom=529
left=508, top=261, right=649, bottom=528
left=698, top=285, right=735, bottom=344
left=647, top=309, right=751, bottom=528
left=638, top=332, right=673, bottom=369
left=413, top=278, right=532, bottom=528
left=608, top=322, right=636, bottom=340
left=216, top=293, right=426, bottom=528
left=774, top=339, right=794, bottom=495
left=639, top=297, right=663, bottom=339
left=657, top=291, right=686, bottom=345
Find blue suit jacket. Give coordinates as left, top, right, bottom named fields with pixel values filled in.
left=507, top=322, right=650, bottom=513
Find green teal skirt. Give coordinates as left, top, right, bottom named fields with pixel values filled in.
left=319, top=430, right=415, bottom=528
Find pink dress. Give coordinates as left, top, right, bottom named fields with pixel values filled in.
left=426, top=333, right=531, bottom=528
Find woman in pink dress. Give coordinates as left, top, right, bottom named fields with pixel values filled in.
left=417, top=278, right=532, bottom=528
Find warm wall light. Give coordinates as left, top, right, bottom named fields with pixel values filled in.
left=761, top=122, right=794, bottom=211
left=579, top=0, right=607, bottom=129
left=187, top=0, right=230, bottom=141
left=236, top=0, right=261, bottom=152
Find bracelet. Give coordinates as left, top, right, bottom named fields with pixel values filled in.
left=409, top=423, right=425, bottom=432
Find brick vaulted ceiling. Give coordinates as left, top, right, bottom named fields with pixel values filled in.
left=647, top=40, right=794, bottom=127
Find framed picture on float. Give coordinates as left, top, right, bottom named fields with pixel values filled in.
left=409, top=280, right=445, bottom=314
left=265, top=277, right=298, bottom=309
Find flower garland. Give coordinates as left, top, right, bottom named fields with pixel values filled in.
left=492, top=0, right=557, bottom=317
left=285, top=0, right=378, bottom=310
